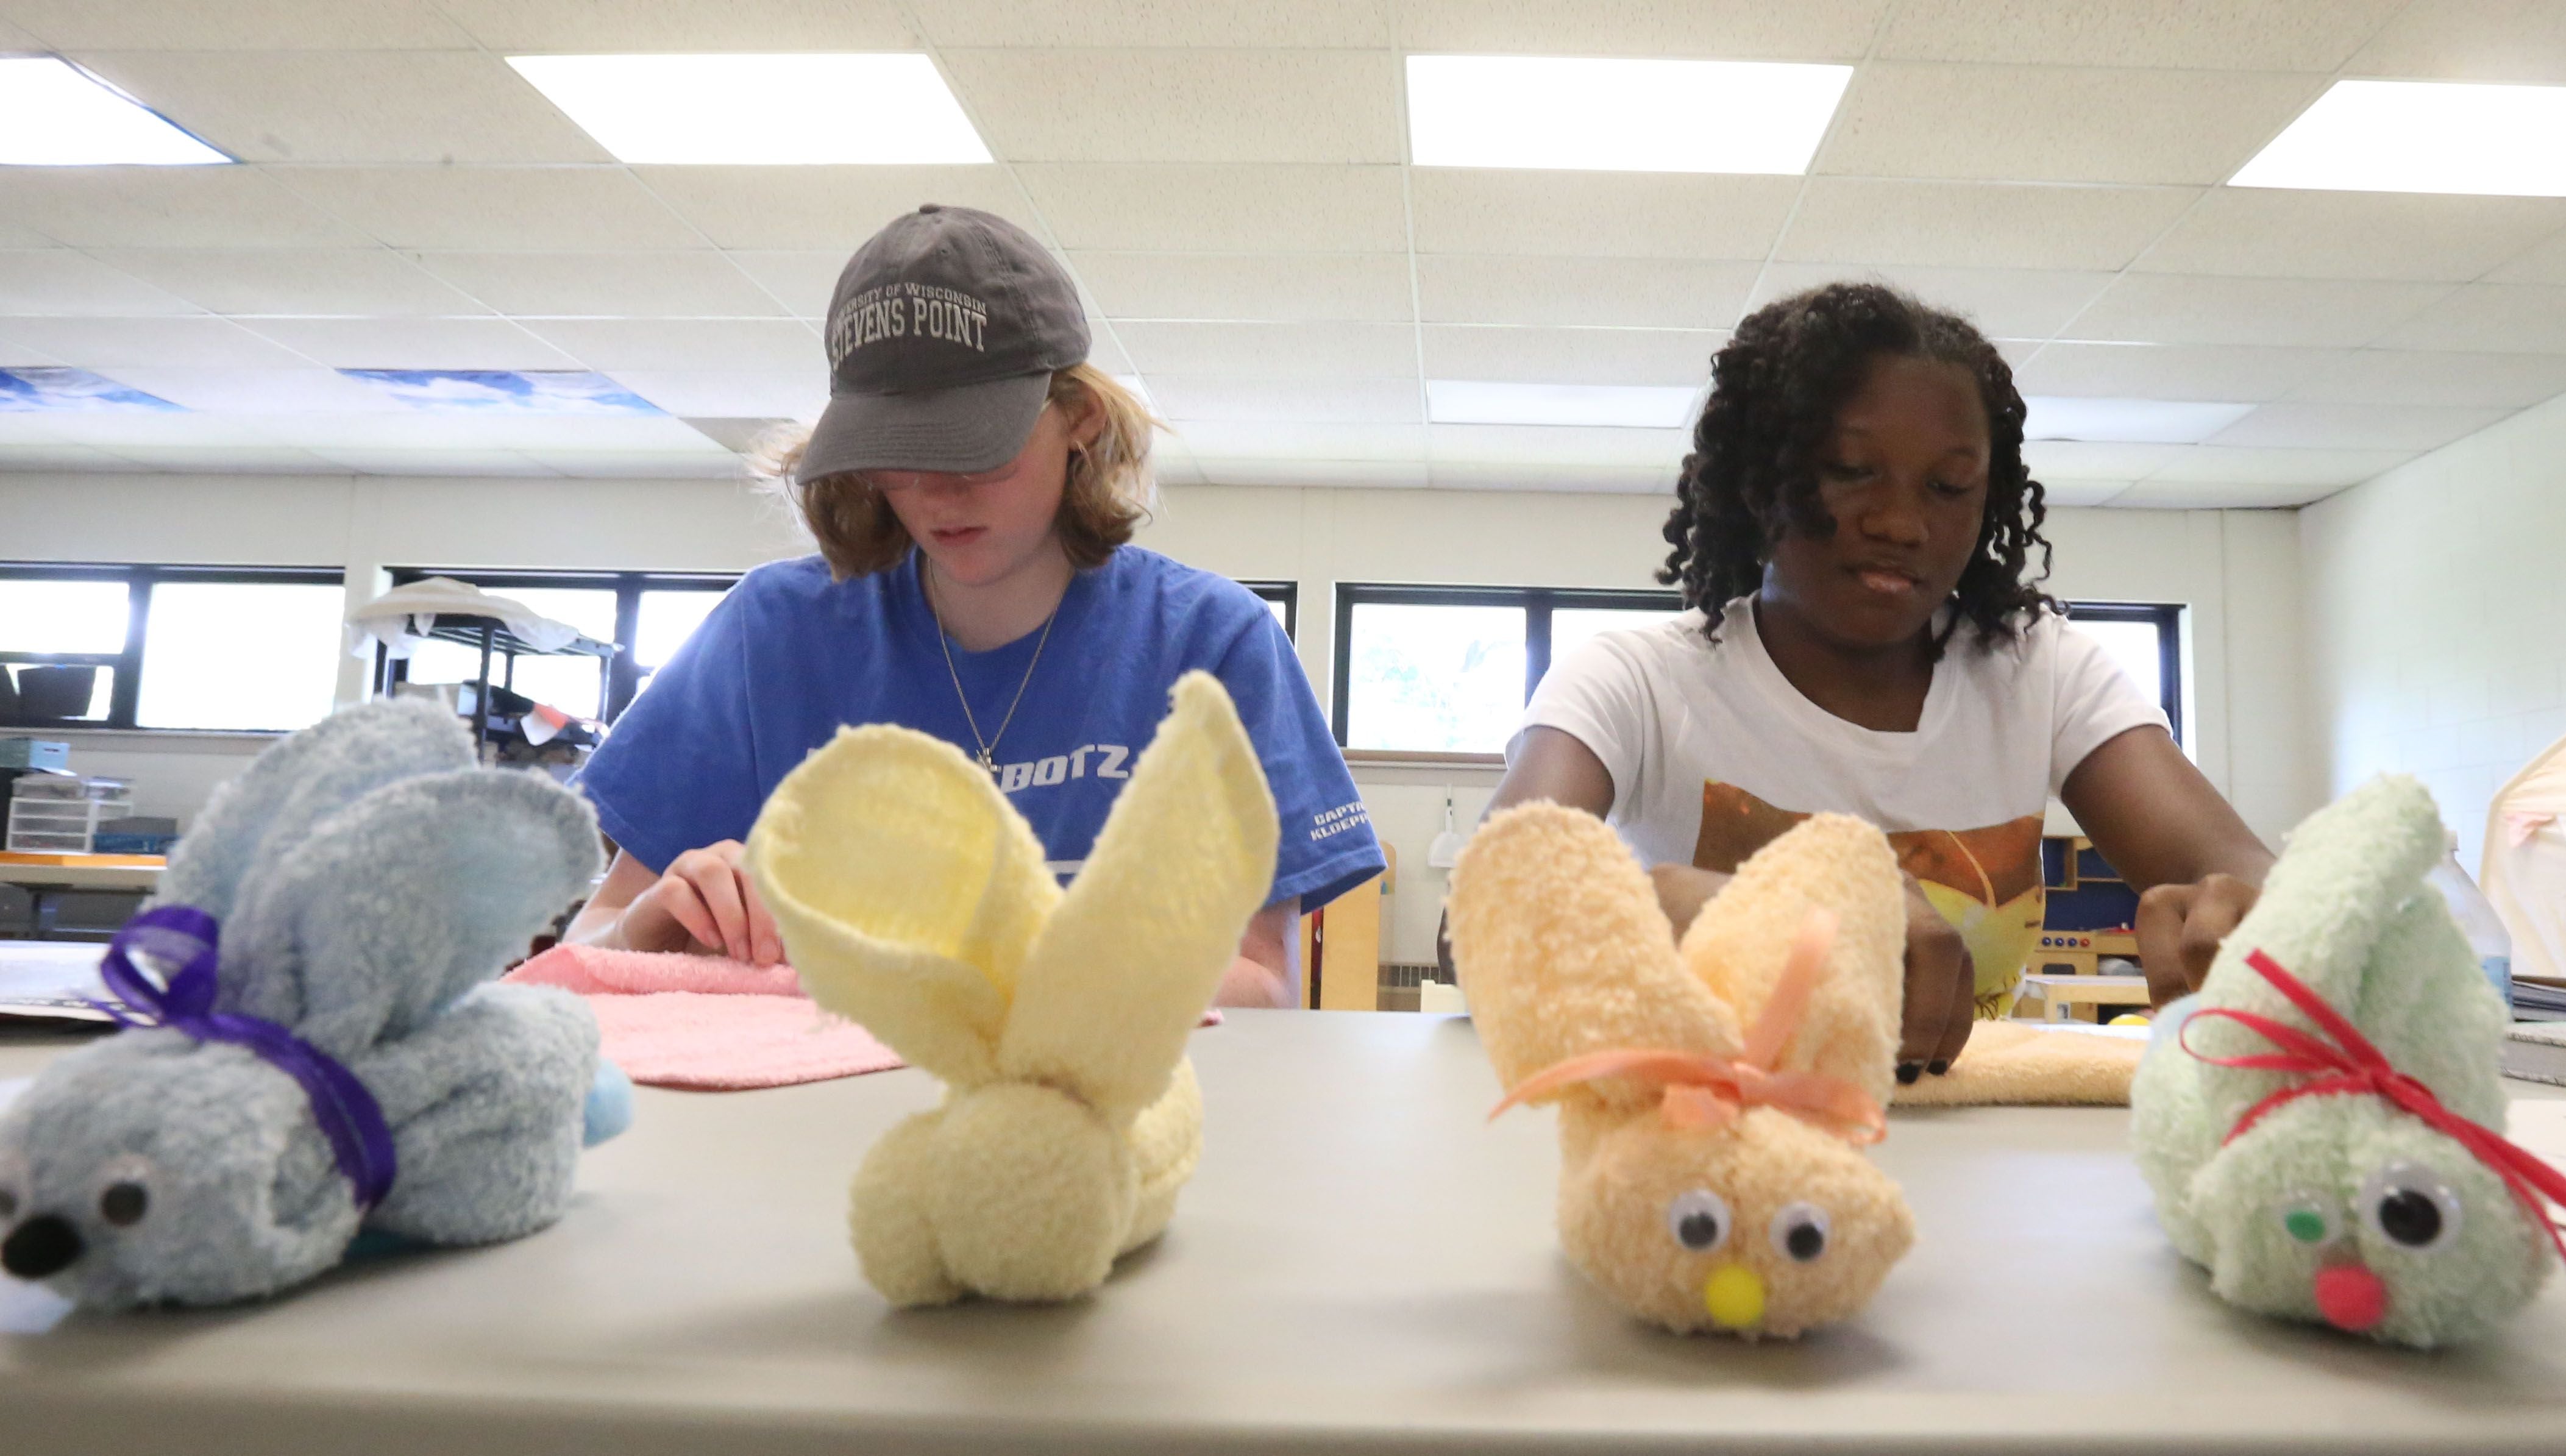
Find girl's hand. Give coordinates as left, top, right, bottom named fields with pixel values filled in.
left=1897, top=873, right=1975, bottom=1083
left=614, top=840, right=784, bottom=965
left=2134, top=872, right=2259, bottom=1007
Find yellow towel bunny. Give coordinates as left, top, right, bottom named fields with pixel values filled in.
left=1448, top=802, right=1914, bottom=1338
left=746, top=672, right=1278, bottom=1305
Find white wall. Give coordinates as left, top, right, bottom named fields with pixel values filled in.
left=2, top=471, right=2315, bottom=958
left=2302, top=391, right=2566, bottom=877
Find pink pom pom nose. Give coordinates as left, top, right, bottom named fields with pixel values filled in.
left=2313, top=1263, right=2387, bottom=1333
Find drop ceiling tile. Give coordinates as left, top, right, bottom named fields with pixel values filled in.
left=637, top=166, right=1036, bottom=251
left=1082, top=330, right=1137, bottom=376
left=1145, top=375, right=1421, bottom=424
left=2022, top=441, right=2185, bottom=480
left=2136, top=190, right=2566, bottom=282
left=603, top=371, right=825, bottom=418
left=1874, top=0, right=2404, bottom=69
left=1115, top=321, right=1416, bottom=380
left=90, top=366, right=394, bottom=413
left=433, top=0, right=915, bottom=49
left=725, top=252, right=847, bottom=318
left=2065, top=275, right=2452, bottom=349
left=2144, top=444, right=2414, bottom=485
left=1168, top=421, right=1427, bottom=462
left=4, top=0, right=472, bottom=46
left=1747, top=265, right=2117, bottom=340
left=0, top=168, right=374, bottom=249
left=944, top=49, right=1400, bottom=165
left=0, top=316, right=314, bottom=368
left=2011, top=341, right=2334, bottom=401
left=0, top=329, right=60, bottom=365
left=521, top=449, right=745, bottom=479
left=1019, top=164, right=1408, bottom=252
left=414, top=252, right=786, bottom=319
left=0, top=13, right=38, bottom=46
left=1410, top=171, right=1799, bottom=259
left=2490, top=227, right=2566, bottom=285
left=0, top=218, right=49, bottom=249
left=1420, top=325, right=1721, bottom=386
left=1393, top=0, right=1885, bottom=57
left=2375, top=284, right=2566, bottom=353
left=70, top=52, right=611, bottom=165
left=35, top=412, right=288, bottom=447
left=0, top=250, right=197, bottom=316
left=1818, top=64, right=2319, bottom=185
left=91, top=249, right=487, bottom=317
left=1421, top=256, right=1760, bottom=329
left=239, top=317, right=580, bottom=369
left=1076, top=252, right=1412, bottom=323
left=2286, top=349, right=2566, bottom=408
left=1427, top=423, right=1689, bottom=470
left=0, top=443, right=126, bottom=471
left=2208, top=402, right=2510, bottom=452
left=277, top=168, right=707, bottom=250
left=305, top=447, right=556, bottom=477
left=2108, top=478, right=2351, bottom=509
left=1424, top=461, right=1672, bottom=493
left=519, top=318, right=821, bottom=374
left=269, top=413, right=713, bottom=452
left=2345, top=0, right=2566, bottom=85
left=1196, top=458, right=1430, bottom=489
left=920, top=0, right=1390, bottom=46
left=2040, top=480, right=2134, bottom=507
left=94, top=445, right=350, bottom=474
left=1776, top=180, right=2198, bottom=271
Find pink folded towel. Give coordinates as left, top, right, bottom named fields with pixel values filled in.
left=504, top=943, right=903, bottom=1090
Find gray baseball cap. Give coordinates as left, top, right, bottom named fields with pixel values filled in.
left=799, top=204, right=1090, bottom=481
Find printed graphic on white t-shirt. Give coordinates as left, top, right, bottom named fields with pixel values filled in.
left=1520, top=598, right=2167, bottom=1016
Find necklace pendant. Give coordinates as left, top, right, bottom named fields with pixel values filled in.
left=976, top=748, right=996, bottom=773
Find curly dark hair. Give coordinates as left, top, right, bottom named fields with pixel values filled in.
left=1658, top=282, right=2055, bottom=655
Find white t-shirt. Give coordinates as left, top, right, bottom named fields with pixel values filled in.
left=1519, top=597, right=2168, bottom=1015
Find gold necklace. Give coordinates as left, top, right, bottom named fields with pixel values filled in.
left=928, top=574, right=1060, bottom=775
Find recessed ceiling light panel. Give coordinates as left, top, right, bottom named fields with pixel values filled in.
left=0, top=57, right=229, bottom=166
left=2023, top=396, right=2255, bottom=445
left=1407, top=55, right=1851, bottom=174
left=508, top=53, right=993, bottom=165
left=1427, top=380, right=1699, bottom=428
left=2231, top=79, right=2566, bottom=196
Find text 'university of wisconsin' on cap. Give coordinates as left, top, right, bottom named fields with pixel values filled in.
left=799, top=204, right=1091, bottom=482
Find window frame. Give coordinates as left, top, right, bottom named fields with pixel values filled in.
left=380, top=568, right=739, bottom=725
left=1329, top=583, right=1683, bottom=750
left=2061, top=600, right=2186, bottom=748
left=1239, top=580, right=1298, bottom=641
left=0, top=561, right=347, bottom=733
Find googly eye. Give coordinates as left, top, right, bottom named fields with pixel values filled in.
left=99, top=1181, right=147, bottom=1228
left=2359, top=1161, right=2462, bottom=1253
left=1769, top=1202, right=1830, bottom=1263
left=1665, top=1189, right=1732, bottom=1254
left=2270, top=1193, right=2341, bottom=1248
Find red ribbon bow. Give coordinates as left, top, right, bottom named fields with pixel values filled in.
left=2181, top=948, right=2566, bottom=1262
left=1491, top=911, right=1887, bottom=1147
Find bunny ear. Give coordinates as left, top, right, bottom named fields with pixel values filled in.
left=1682, top=813, right=1904, bottom=1107
left=1447, top=801, right=1738, bottom=1113
left=745, top=724, right=1060, bottom=1090
left=2200, top=774, right=2445, bottom=1017
left=219, top=768, right=600, bottom=1060
left=156, top=700, right=475, bottom=923
left=997, top=673, right=1277, bottom=1125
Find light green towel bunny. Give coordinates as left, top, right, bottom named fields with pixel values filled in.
left=2132, top=774, right=2563, bottom=1348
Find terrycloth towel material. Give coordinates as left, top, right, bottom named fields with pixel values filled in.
left=1890, top=1021, right=2145, bottom=1106
left=505, top=943, right=901, bottom=1090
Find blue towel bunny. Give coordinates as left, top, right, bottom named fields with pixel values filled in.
left=0, top=700, right=625, bottom=1310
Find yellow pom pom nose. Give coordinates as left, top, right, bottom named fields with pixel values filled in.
left=1702, top=1263, right=1766, bottom=1330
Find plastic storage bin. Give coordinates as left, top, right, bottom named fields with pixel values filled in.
left=4, top=777, right=135, bottom=854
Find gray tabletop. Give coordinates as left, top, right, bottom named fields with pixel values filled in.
left=6, top=1011, right=2566, bottom=1455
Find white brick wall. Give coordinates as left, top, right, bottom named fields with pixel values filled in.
left=2302, top=391, right=2566, bottom=876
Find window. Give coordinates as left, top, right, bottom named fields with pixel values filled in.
left=381, top=570, right=737, bottom=725
left=1240, top=580, right=1298, bottom=641
left=1332, top=585, right=1682, bottom=753
left=1, top=564, right=346, bottom=732
left=2064, top=602, right=2184, bottom=748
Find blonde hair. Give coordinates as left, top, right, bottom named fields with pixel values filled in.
left=759, top=363, right=1157, bottom=580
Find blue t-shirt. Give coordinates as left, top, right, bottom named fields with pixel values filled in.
left=577, top=546, right=1384, bottom=912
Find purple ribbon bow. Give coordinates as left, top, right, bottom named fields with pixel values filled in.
left=95, top=905, right=398, bottom=1210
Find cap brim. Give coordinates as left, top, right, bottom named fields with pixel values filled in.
left=797, top=373, right=1051, bottom=480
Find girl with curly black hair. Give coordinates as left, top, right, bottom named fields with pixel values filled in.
left=1485, top=283, right=2274, bottom=1079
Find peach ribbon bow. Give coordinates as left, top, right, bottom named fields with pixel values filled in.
left=1490, top=910, right=1887, bottom=1146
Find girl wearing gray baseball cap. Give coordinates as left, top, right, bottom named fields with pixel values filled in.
left=567, top=205, right=1384, bottom=1008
